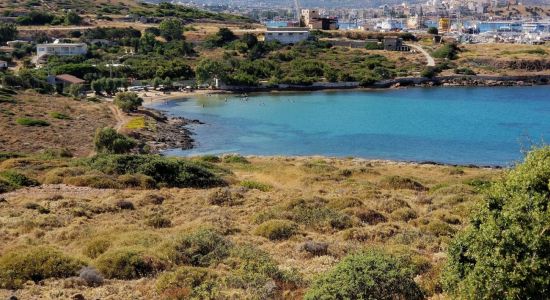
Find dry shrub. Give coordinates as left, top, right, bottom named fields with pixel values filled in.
left=95, top=247, right=167, bottom=279
left=156, top=266, right=218, bottom=299
left=378, top=197, right=411, bottom=213
left=64, top=174, right=121, bottom=189
left=117, top=173, right=156, bottom=189
left=115, top=200, right=135, bottom=210
left=380, top=176, right=426, bottom=191
left=79, top=266, right=104, bottom=287
left=42, top=167, right=88, bottom=184
left=391, top=207, right=418, bottom=222
left=327, top=197, right=363, bottom=210
left=255, top=219, right=298, bottom=241
left=146, top=215, right=172, bottom=228
left=207, top=188, right=238, bottom=206
left=83, top=238, right=112, bottom=259
left=0, top=246, right=84, bottom=289
left=422, top=220, right=457, bottom=237
left=353, top=208, right=387, bottom=225
left=140, top=193, right=165, bottom=205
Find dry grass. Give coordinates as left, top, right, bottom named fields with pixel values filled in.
left=0, top=155, right=500, bottom=299
left=0, top=91, right=115, bottom=157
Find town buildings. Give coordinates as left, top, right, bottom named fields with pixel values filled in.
left=36, top=40, right=88, bottom=64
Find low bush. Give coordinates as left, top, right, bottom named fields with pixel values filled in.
left=117, top=173, right=156, bottom=189
left=199, top=155, right=221, bottom=163
left=167, top=228, right=231, bottom=267
left=82, top=154, right=225, bottom=189
left=156, top=266, right=218, bottom=299
left=95, top=247, right=167, bottom=279
left=94, top=128, right=137, bottom=154
left=207, top=188, right=236, bottom=206
left=83, top=238, right=112, bottom=259
left=354, top=208, right=387, bottom=225
left=380, top=176, right=426, bottom=191
left=255, top=219, right=298, bottom=240
left=0, top=170, right=39, bottom=188
left=63, top=174, right=121, bottom=189
left=391, top=207, right=418, bottom=222
left=0, top=246, right=84, bottom=289
left=304, top=249, right=423, bottom=300
left=223, top=155, right=249, bottom=164
left=327, top=197, right=363, bottom=210
left=240, top=180, right=272, bottom=192
left=423, top=220, right=456, bottom=237
left=16, top=117, right=50, bottom=126
left=140, top=193, right=165, bottom=205
left=48, top=112, right=71, bottom=120
left=146, top=215, right=172, bottom=228
left=115, top=200, right=135, bottom=210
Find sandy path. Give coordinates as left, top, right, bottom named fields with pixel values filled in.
left=408, top=44, right=436, bottom=67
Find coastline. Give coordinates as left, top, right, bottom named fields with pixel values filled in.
left=136, top=80, right=547, bottom=168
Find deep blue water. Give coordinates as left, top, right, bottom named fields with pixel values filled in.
left=148, top=86, right=550, bottom=166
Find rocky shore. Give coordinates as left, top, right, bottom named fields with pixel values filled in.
left=127, top=108, right=201, bottom=153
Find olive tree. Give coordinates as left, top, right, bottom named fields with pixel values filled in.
left=113, top=92, right=143, bottom=112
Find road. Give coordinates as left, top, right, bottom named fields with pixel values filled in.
left=408, top=44, right=436, bottom=67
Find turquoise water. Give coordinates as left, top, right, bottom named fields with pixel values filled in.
left=148, top=86, right=550, bottom=166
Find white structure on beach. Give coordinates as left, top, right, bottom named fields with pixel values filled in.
left=264, top=27, right=310, bottom=44
left=36, top=39, right=88, bottom=64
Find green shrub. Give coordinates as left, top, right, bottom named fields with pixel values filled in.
left=117, top=173, right=157, bottom=189
left=432, top=44, right=459, bottom=60
left=255, top=219, right=298, bottom=240
left=16, top=117, right=50, bottom=126
left=167, top=228, right=231, bottom=267
left=0, top=246, right=84, bottom=289
left=442, top=147, right=550, bottom=299
left=94, top=127, right=137, bottom=154
left=83, top=154, right=225, bottom=188
left=304, top=249, right=423, bottom=300
left=391, top=207, right=418, bottom=222
left=113, top=92, right=143, bottom=112
left=223, top=155, right=249, bottom=164
left=83, top=238, right=112, bottom=259
left=199, top=155, right=221, bottom=163
left=156, top=266, right=218, bottom=299
left=0, top=152, right=24, bottom=162
left=95, top=247, right=167, bottom=279
left=48, top=112, right=71, bottom=120
left=240, top=180, right=272, bottom=191
left=63, top=174, right=121, bottom=189
left=381, top=176, right=426, bottom=191
left=226, top=245, right=301, bottom=297
left=0, top=170, right=39, bottom=187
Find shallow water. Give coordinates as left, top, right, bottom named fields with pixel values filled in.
left=148, top=86, right=550, bottom=166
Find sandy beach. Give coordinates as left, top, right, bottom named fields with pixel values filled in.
left=138, top=89, right=232, bottom=104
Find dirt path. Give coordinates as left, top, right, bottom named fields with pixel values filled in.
left=408, top=44, right=436, bottom=67
left=108, top=104, right=129, bottom=132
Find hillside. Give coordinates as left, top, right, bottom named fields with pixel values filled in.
left=0, top=152, right=499, bottom=299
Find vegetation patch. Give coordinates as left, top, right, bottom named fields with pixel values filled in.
left=240, top=180, right=272, bottom=192
left=381, top=176, right=427, bottom=191
left=95, top=247, right=167, bottom=279
left=0, top=246, right=84, bottom=289
left=16, top=117, right=50, bottom=127
left=255, top=219, right=298, bottom=240
left=305, top=249, right=423, bottom=300
left=48, top=112, right=71, bottom=120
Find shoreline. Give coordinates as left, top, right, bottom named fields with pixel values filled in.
left=138, top=74, right=550, bottom=104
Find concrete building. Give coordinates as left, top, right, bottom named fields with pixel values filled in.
left=383, top=37, right=410, bottom=51
left=264, top=27, right=309, bottom=44
left=36, top=40, right=88, bottom=64
left=301, top=9, right=339, bottom=30
left=0, top=60, right=7, bottom=70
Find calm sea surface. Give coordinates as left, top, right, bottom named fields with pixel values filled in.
left=147, top=86, right=550, bottom=166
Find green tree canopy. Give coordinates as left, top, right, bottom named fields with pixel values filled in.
left=159, top=19, right=184, bottom=41
left=93, top=127, right=136, bottom=154
left=114, top=92, right=143, bottom=112
left=305, top=249, right=423, bottom=300
left=0, top=23, right=17, bottom=44
left=443, top=147, right=550, bottom=299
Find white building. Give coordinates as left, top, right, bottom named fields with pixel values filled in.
left=0, top=60, right=7, bottom=69
left=264, top=28, right=310, bottom=44
left=36, top=39, right=87, bottom=63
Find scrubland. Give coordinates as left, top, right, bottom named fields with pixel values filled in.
left=0, top=152, right=499, bottom=299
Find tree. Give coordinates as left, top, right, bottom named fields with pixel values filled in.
left=195, top=59, right=226, bottom=84
left=139, top=32, right=157, bottom=54
left=94, top=127, right=136, bottom=154
left=113, top=92, right=143, bottom=112
left=91, top=80, right=103, bottom=94
left=443, top=147, right=550, bottom=299
left=217, top=27, right=236, bottom=44
left=65, top=84, right=84, bottom=99
left=427, top=27, right=439, bottom=35
left=0, top=24, right=17, bottom=45
left=65, top=11, right=82, bottom=25
left=159, top=19, right=184, bottom=41
left=305, top=250, right=423, bottom=300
